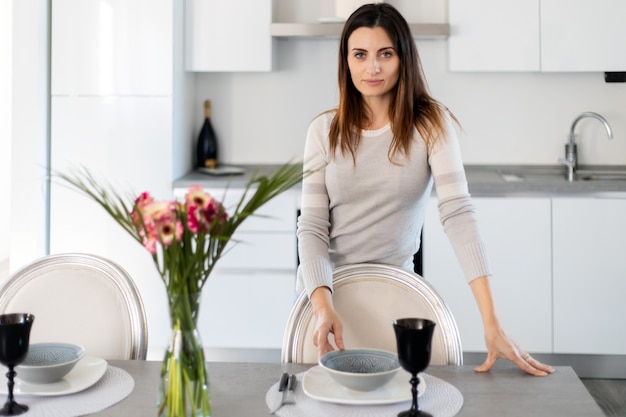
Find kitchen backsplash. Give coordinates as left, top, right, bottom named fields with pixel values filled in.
left=193, top=39, right=626, bottom=166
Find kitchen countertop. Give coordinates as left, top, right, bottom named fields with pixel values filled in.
left=174, top=164, right=626, bottom=197
left=174, top=165, right=293, bottom=189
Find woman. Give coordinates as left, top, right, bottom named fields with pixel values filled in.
left=296, top=3, right=554, bottom=376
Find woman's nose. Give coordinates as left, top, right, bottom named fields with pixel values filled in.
left=367, top=58, right=380, bottom=74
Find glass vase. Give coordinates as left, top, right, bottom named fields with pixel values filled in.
left=158, top=291, right=211, bottom=417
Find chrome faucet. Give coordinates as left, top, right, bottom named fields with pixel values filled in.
left=558, top=112, right=614, bottom=181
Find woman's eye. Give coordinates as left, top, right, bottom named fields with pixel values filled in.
left=354, top=52, right=365, bottom=59
left=381, top=51, right=393, bottom=58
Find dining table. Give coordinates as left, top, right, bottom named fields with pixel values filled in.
left=85, top=360, right=604, bottom=417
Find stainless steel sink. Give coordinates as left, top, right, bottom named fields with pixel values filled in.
left=499, top=167, right=626, bottom=183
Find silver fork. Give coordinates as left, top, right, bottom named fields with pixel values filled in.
left=270, top=374, right=297, bottom=414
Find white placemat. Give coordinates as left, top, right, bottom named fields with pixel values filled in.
left=266, top=371, right=463, bottom=417
left=13, top=366, right=134, bottom=417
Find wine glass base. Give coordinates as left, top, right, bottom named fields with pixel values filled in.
left=0, top=401, right=29, bottom=416
left=398, top=410, right=433, bottom=417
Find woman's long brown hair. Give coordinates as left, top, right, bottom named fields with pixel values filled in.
left=329, top=3, right=455, bottom=163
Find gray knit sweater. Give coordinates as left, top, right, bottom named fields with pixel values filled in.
left=296, top=111, right=491, bottom=297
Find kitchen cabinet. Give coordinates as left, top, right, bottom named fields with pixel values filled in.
left=541, top=0, right=626, bottom=72
left=448, top=0, right=540, bottom=72
left=423, top=197, right=552, bottom=352
left=552, top=197, right=626, bottom=354
left=173, top=187, right=300, bottom=349
left=49, top=96, right=175, bottom=359
left=185, top=0, right=273, bottom=72
left=51, top=0, right=172, bottom=95
left=49, top=0, right=183, bottom=360
left=449, top=0, right=626, bottom=72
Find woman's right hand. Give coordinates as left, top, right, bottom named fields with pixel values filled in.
left=310, top=286, right=345, bottom=358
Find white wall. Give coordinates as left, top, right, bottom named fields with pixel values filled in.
left=193, top=39, right=626, bottom=166
left=0, top=0, right=12, bottom=261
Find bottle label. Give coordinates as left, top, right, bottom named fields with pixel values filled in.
left=204, top=159, right=218, bottom=169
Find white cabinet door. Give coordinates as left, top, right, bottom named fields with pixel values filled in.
left=50, top=96, right=174, bottom=358
left=199, top=270, right=296, bottom=349
left=541, top=0, right=626, bottom=72
left=52, top=0, right=172, bottom=95
left=423, top=197, right=552, bottom=352
left=448, top=0, right=540, bottom=72
left=173, top=186, right=298, bottom=349
left=186, top=0, right=273, bottom=72
left=552, top=197, right=626, bottom=354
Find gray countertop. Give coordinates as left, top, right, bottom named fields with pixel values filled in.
left=174, top=164, right=626, bottom=197
left=174, top=164, right=293, bottom=189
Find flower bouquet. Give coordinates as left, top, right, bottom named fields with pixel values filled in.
left=55, top=163, right=305, bottom=417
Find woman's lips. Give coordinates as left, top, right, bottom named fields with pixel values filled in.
left=362, top=79, right=383, bottom=86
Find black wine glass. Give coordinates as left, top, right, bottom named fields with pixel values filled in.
left=0, top=313, right=34, bottom=416
left=393, top=318, right=436, bottom=417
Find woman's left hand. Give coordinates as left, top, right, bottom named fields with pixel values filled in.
left=475, top=326, right=555, bottom=376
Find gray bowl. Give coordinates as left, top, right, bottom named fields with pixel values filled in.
left=319, top=348, right=401, bottom=392
left=16, top=343, right=85, bottom=384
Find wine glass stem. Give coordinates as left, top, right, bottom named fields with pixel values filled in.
left=6, top=367, right=15, bottom=405
left=410, top=374, right=420, bottom=413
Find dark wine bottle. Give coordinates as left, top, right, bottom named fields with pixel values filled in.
left=196, top=99, right=218, bottom=169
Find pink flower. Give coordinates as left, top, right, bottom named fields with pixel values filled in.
left=154, top=213, right=183, bottom=247
left=185, top=187, right=228, bottom=234
left=143, top=235, right=158, bottom=254
left=132, top=198, right=183, bottom=251
left=185, top=186, right=212, bottom=210
left=131, top=192, right=155, bottom=231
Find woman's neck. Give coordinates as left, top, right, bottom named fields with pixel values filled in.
left=362, top=96, right=391, bottom=130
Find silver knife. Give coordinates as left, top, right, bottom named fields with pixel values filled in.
left=270, top=372, right=289, bottom=414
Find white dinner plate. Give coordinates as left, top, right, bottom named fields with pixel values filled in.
left=1, top=356, right=107, bottom=396
left=302, top=365, right=425, bottom=405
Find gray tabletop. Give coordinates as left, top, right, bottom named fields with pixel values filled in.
left=92, top=361, right=603, bottom=417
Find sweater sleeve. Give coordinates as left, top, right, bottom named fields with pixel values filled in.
left=428, top=116, right=492, bottom=283
left=296, top=114, right=335, bottom=297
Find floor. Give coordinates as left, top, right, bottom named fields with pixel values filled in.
left=581, top=378, right=626, bottom=417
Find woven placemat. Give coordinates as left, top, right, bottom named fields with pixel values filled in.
left=266, top=370, right=463, bottom=417
left=14, top=366, right=134, bottom=417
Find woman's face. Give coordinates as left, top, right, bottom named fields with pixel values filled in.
left=347, top=26, right=400, bottom=101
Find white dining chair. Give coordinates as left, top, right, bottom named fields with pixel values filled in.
left=281, top=263, right=463, bottom=365
left=0, top=253, right=148, bottom=360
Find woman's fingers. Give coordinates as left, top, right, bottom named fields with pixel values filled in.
left=475, top=350, right=555, bottom=376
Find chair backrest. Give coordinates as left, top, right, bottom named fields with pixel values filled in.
left=281, top=263, right=463, bottom=365
left=0, top=253, right=148, bottom=360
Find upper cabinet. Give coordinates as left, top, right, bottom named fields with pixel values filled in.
left=51, top=0, right=172, bottom=95
left=271, top=0, right=449, bottom=39
left=449, top=0, right=626, bottom=72
left=541, top=0, right=626, bottom=72
left=448, top=0, right=540, bottom=72
left=185, top=0, right=449, bottom=72
left=185, top=0, right=273, bottom=72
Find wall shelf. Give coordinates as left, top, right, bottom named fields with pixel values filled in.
left=270, top=23, right=450, bottom=40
